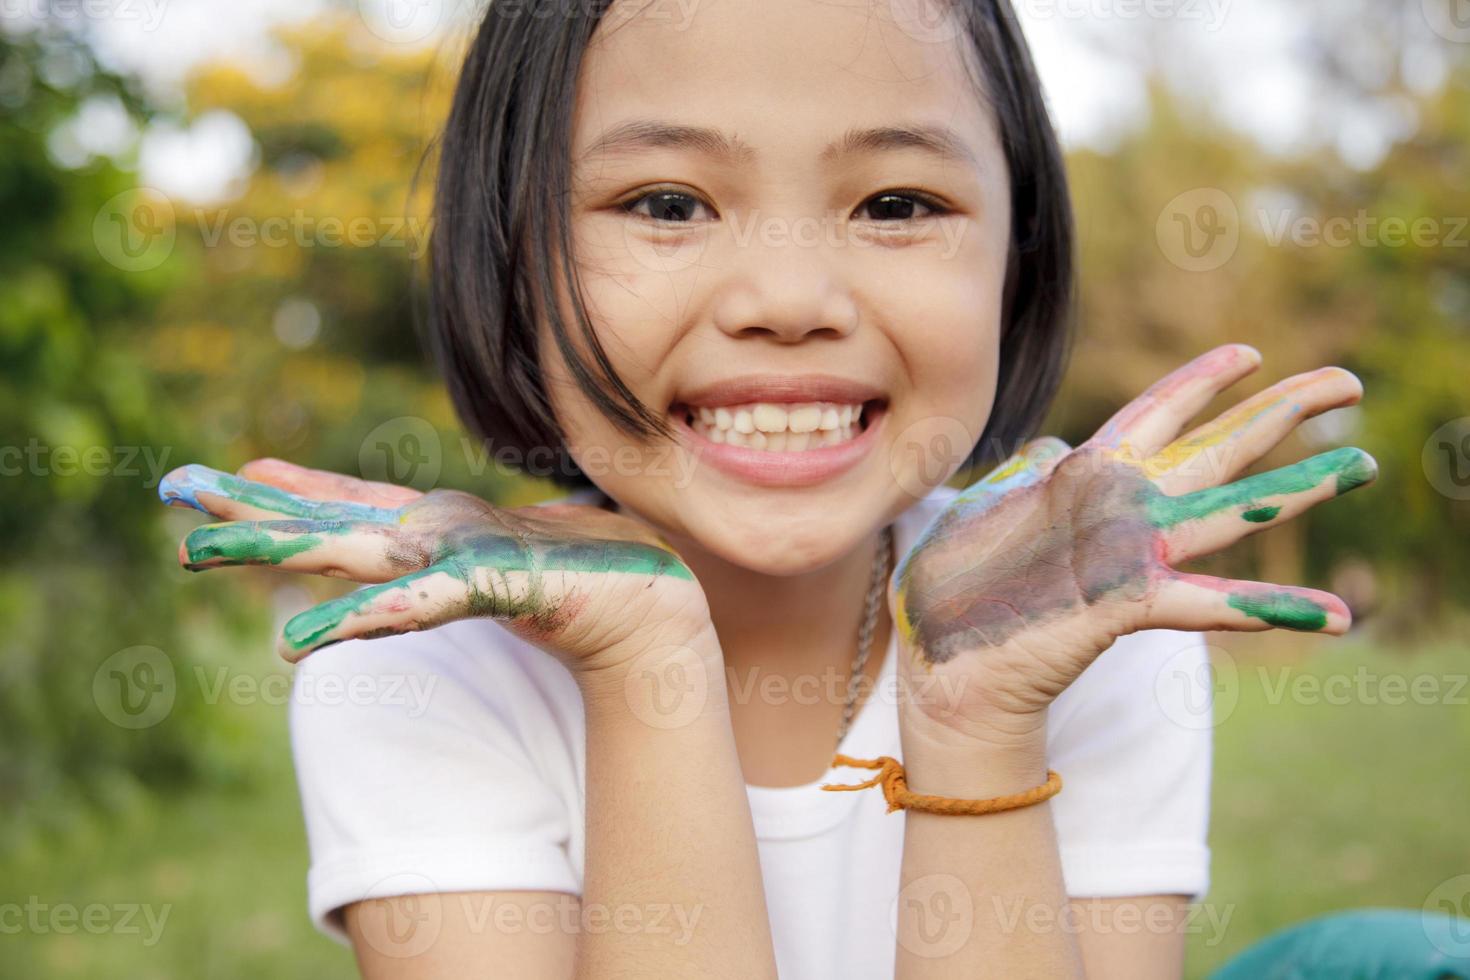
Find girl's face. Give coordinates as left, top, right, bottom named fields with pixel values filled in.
left=541, top=0, right=1013, bottom=574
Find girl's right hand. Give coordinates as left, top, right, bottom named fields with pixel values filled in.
left=158, top=459, right=712, bottom=673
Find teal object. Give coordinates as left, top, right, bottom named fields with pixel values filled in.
left=1211, top=909, right=1470, bottom=979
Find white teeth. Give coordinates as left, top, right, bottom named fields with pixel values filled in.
left=679, top=399, right=872, bottom=453
left=752, top=404, right=787, bottom=433
left=787, top=405, right=821, bottom=433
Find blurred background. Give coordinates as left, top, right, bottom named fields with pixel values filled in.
left=1, top=0, right=1467, bottom=977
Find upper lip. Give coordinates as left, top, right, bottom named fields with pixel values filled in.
left=672, top=374, right=887, bottom=409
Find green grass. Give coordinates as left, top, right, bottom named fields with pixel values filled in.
left=3, top=639, right=1465, bottom=978
left=1185, top=637, right=1470, bottom=978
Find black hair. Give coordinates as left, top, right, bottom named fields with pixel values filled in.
left=428, top=0, right=1074, bottom=489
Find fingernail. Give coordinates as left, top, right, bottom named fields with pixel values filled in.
left=158, top=463, right=231, bottom=512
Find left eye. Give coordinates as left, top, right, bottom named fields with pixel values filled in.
left=857, top=192, right=945, bottom=221
left=621, top=190, right=713, bottom=223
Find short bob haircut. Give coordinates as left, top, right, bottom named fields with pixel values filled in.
left=429, top=0, right=1074, bottom=491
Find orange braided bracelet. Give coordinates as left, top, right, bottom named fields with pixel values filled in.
left=819, top=754, right=1062, bottom=815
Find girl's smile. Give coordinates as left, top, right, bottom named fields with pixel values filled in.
left=669, top=373, right=889, bottom=486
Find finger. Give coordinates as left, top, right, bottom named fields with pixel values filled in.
left=954, top=437, right=1070, bottom=512
left=1161, top=448, right=1377, bottom=563
left=1091, top=344, right=1262, bottom=460
left=1146, top=572, right=1351, bottom=634
left=180, top=519, right=420, bottom=582
left=278, top=561, right=539, bottom=661
left=237, top=457, right=423, bottom=508
left=1150, top=367, right=1364, bottom=494
left=1145, top=447, right=1377, bottom=534
left=159, top=464, right=402, bottom=523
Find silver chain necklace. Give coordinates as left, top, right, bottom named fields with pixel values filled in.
left=835, top=524, right=894, bottom=751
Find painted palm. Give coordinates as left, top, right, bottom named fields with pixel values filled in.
left=892, top=345, right=1376, bottom=721
left=159, top=460, right=701, bottom=663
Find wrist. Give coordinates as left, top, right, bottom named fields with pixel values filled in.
left=899, top=707, right=1051, bottom=799
left=575, top=620, right=729, bottom=724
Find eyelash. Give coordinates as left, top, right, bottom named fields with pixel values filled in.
left=617, top=186, right=952, bottom=224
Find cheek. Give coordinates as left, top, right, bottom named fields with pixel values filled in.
left=869, top=225, right=1007, bottom=423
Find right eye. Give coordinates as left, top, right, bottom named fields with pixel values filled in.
left=619, top=188, right=714, bottom=223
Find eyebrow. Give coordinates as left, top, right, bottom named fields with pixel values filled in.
left=578, top=120, right=978, bottom=167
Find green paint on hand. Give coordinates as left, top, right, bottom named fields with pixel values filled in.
left=1241, top=506, right=1281, bottom=523
left=186, top=523, right=323, bottom=567
left=1146, top=447, right=1375, bottom=529
left=1227, top=591, right=1328, bottom=631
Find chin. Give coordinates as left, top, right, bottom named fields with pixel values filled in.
left=679, top=499, right=876, bottom=577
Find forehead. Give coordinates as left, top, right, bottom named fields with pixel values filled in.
left=574, top=0, right=997, bottom=166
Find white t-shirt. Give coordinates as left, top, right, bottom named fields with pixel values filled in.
left=289, top=482, right=1212, bottom=977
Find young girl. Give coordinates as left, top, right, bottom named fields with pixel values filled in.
left=158, top=1, right=1377, bottom=976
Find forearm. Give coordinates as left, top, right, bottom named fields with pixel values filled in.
left=895, top=717, right=1084, bottom=979
left=575, top=623, right=778, bottom=980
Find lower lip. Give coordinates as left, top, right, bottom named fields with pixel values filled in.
left=671, top=402, right=886, bottom=488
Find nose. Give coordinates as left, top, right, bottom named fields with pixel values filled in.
left=709, top=223, right=861, bottom=343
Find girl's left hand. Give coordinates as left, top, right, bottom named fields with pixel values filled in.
left=891, top=344, right=1376, bottom=746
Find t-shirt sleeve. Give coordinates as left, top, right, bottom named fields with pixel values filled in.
left=287, top=626, right=582, bottom=945
left=1046, top=628, right=1213, bottom=902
